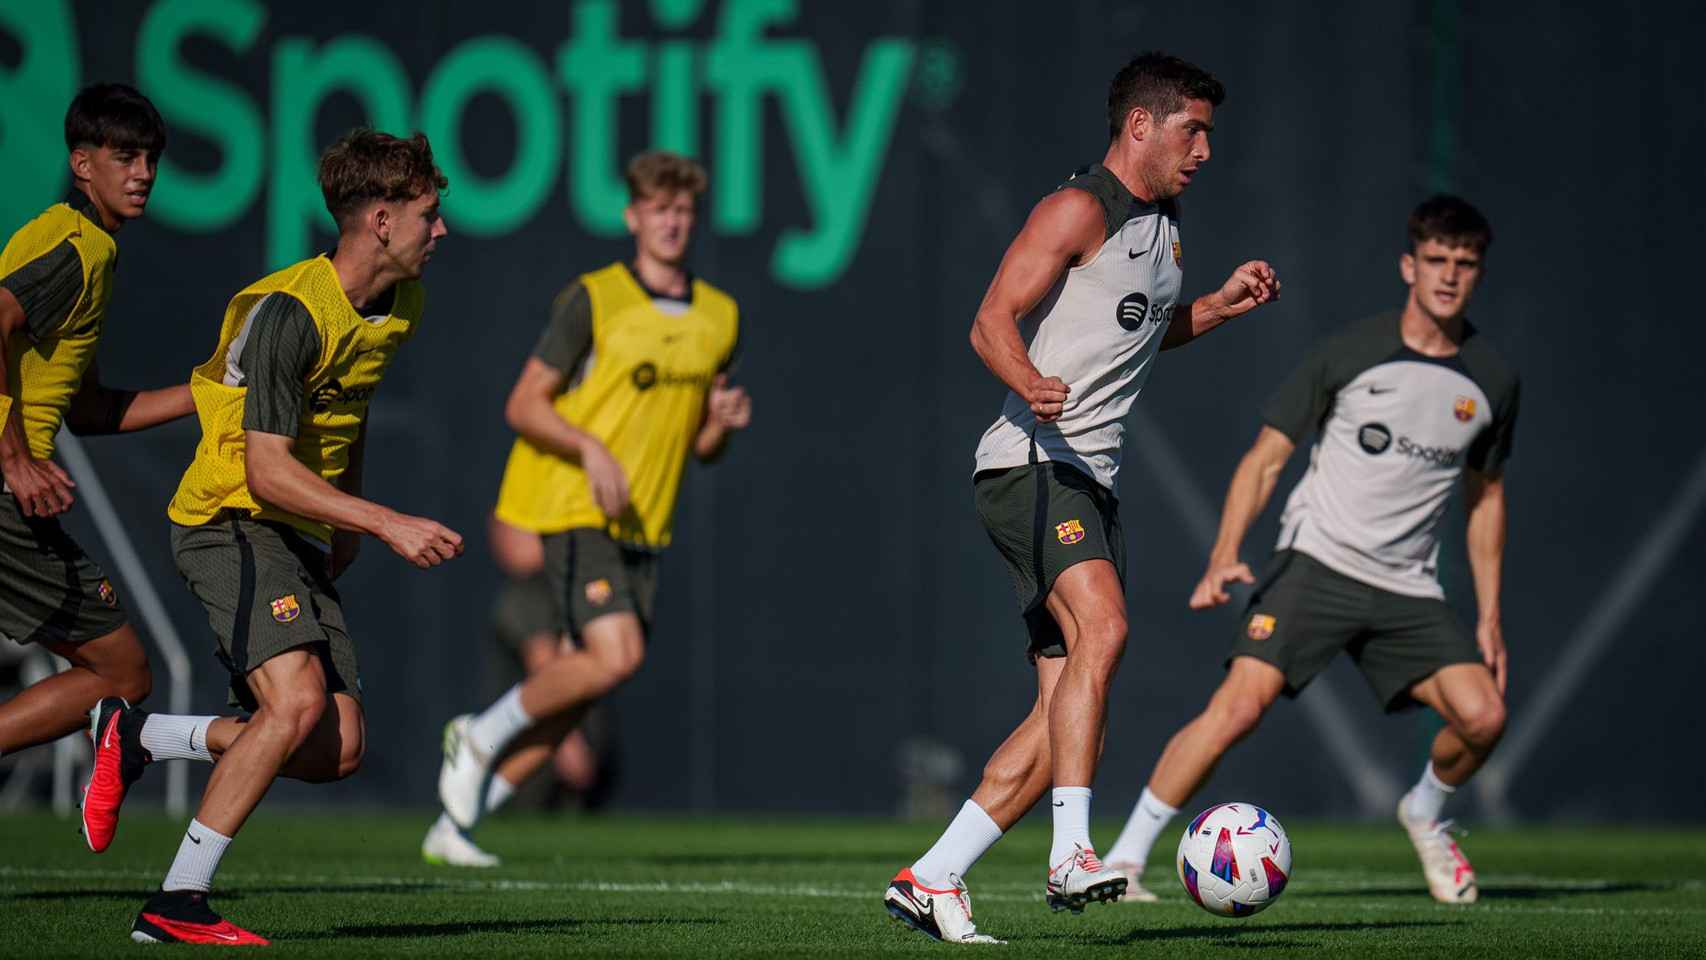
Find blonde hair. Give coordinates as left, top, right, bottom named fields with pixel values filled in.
left=624, top=150, right=708, bottom=201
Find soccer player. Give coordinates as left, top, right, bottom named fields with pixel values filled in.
left=81, top=129, right=464, bottom=945
left=433, top=150, right=749, bottom=839
left=0, top=85, right=192, bottom=789
left=883, top=53, right=1280, bottom=944
left=1101, top=196, right=1516, bottom=905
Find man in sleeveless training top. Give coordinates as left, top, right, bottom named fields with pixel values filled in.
left=83, top=130, right=464, bottom=945
left=884, top=52, right=1282, bottom=944
left=1102, top=196, right=1516, bottom=907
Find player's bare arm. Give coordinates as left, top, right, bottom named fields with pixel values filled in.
left=1464, top=468, right=1507, bottom=693
left=0, top=286, right=76, bottom=517
left=968, top=188, right=1105, bottom=423
left=327, top=423, right=368, bottom=579
left=63, top=360, right=193, bottom=435
left=505, top=356, right=628, bottom=517
left=693, top=373, right=751, bottom=462
left=1161, top=260, right=1281, bottom=351
left=245, top=430, right=461, bottom=569
left=1189, top=425, right=1296, bottom=609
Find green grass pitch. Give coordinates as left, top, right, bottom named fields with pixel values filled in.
left=2, top=811, right=1702, bottom=957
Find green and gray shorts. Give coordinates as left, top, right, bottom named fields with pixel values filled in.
left=0, top=490, right=127, bottom=647
left=1228, top=549, right=1480, bottom=712
left=542, top=528, right=659, bottom=642
left=974, top=461, right=1125, bottom=661
left=171, top=513, right=360, bottom=711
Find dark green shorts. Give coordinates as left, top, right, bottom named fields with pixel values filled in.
left=542, top=528, right=658, bottom=642
left=974, top=462, right=1125, bottom=661
left=0, top=490, right=127, bottom=647
left=1228, top=549, right=1479, bottom=712
left=171, top=515, right=360, bottom=712
left=492, top=572, right=561, bottom=653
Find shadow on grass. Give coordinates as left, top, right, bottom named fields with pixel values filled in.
left=6, top=882, right=467, bottom=902
left=289, top=916, right=724, bottom=941
left=618, top=852, right=907, bottom=867
left=1302, top=882, right=1664, bottom=900
left=1032, top=919, right=1458, bottom=947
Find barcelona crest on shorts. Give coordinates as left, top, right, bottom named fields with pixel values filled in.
left=1055, top=519, right=1086, bottom=545
left=1453, top=396, right=1476, bottom=422
left=270, top=594, right=301, bottom=624
left=97, top=579, right=117, bottom=608
left=1247, top=614, right=1277, bottom=641
left=584, top=578, right=613, bottom=607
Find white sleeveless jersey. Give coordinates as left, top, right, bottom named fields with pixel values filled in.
left=973, top=165, right=1184, bottom=490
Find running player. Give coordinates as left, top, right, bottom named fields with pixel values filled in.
left=434, top=150, right=749, bottom=838
left=883, top=53, right=1280, bottom=944
left=0, top=85, right=192, bottom=787
left=80, top=129, right=464, bottom=945
left=1102, top=195, right=1516, bottom=905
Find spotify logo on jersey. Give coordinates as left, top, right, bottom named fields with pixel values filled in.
left=631, top=363, right=659, bottom=391
left=1358, top=423, right=1393, bottom=455
left=1116, top=291, right=1151, bottom=331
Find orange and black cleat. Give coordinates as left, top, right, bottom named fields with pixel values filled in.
left=82, top=697, right=152, bottom=853
left=131, top=890, right=269, bottom=946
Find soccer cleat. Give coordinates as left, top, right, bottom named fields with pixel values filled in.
left=422, top=816, right=501, bottom=868
left=1105, top=860, right=1160, bottom=903
left=437, top=715, right=490, bottom=831
left=1046, top=844, right=1127, bottom=913
left=81, top=697, right=151, bottom=853
left=1398, top=799, right=1479, bottom=903
left=130, top=890, right=269, bottom=945
left=883, top=868, right=1004, bottom=945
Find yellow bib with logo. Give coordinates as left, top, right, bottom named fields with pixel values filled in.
left=1, top=200, right=116, bottom=459
left=168, top=256, right=422, bottom=543
left=494, top=263, right=738, bottom=548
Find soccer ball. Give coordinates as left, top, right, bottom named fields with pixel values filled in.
left=1175, top=802, right=1292, bottom=917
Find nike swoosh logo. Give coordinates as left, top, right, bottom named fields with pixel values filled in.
left=188, top=834, right=201, bottom=845
left=102, top=718, right=118, bottom=750
left=1052, top=801, right=1065, bottom=807
left=1368, top=386, right=1395, bottom=394
left=1128, top=249, right=1143, bottom=259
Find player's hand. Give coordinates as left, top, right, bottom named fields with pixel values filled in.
left=1, top=453, right=76, bottom=517
left=1477, top=618, right=1507, bottom=694
left=327, top=530, right=361, bottom=580
left=1024, top=374, right=1070, bottom=423
left=705, top=374, right=752, bottom=431
left=1189, top=560, right=1255, bottom=610
left=580, top=439, right=630, bottom=518
left=1213, top=260, right=1281, bottom=319
left=376, top=511, right=463, bottom=569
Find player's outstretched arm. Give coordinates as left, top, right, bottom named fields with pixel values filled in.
left=693, top=373, right=751, bottom=462
left=1189, top=425, right=1295, bottom=609
left=1163, top=260, right=1281, bottom=351
left=63, top=360, right=193, bottom=435
left=505, top=357, right=628, bottom=517
left=245, top=430, right=462, bottom=569
left=968, top=189, right=1104, bottom=423
left=1464, top=469, right=1508, bottom=693
left=0, top=287, right=76, bottom=516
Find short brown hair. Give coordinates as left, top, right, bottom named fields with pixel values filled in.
left=1408, top=195, right=1492, bottom=254
left=318, top=129, right=448, bottom=229
left=1107, top=52, right=1224, bottom=139
left=624, top=150, right=708, bottom=202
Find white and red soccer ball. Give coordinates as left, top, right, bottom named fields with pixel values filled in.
left=1176, top=802, right=1293, bottom=917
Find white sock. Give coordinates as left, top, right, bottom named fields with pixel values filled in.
left=466, top=686, right=532, bottom=759
left=139, top=715, right=217, bottom=763
left=485, top=774, right=516, bottom=813
left=161, top=819, right=232, bottom=893
left=1106, top=787, right=1180, bottom=869
left=910, top=800, right=1004, bottom=889
left=1049, top=786, right=1094, bottom=870
left=1403, top=761, right=1455, bottom=824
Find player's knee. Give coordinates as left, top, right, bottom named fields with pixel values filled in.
left=590, top=644, right=644, bottom=690
left=1455, top=696, right=1506, bottom=751
left=334, top=738, right=366, bottom=780
left=1207, top=696, right=1266, bottom=744
left=271, top=687, right=329, bottom=747
left=1073, top=616, right=1128, bottom=672
left=113, top=660, right=153, bottom=706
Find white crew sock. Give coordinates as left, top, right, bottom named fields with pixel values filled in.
left=485, top=774, right=516, bottom=813
left=1403, top=761, right=1456, bottom=824
left=1105, top=787, right=1180, bottom=868
left=466, top=686, right=533, bottom=759
left=910, top=800, right=1004, bottom=889
left=161, top=819, right=232, bottom=893
left=139, top=714, right=217, bottom=763
left=1049, top=786, right=1094, bottom=870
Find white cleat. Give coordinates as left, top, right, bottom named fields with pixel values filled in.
left=1046, top=845, right=1127, bottom=913
left=1398, top=798, right=1479, bottom=903
left=884, top=868, right=1005, bottom=945
left=422, top=816, right=501, bottom=868
left=1105, top=860, right=1160, bottom=903
left=437, top=715, right=490, bottom=831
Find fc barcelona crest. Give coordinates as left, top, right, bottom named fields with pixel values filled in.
left=1247, top=614, right=1277, bottom=641
left=97, top=579, right=117, bottom=608
left=1056, top=519, right=1086, bottom=545
left=270, top=594, right=301, bottom=624
left=1453, top=396, right=1476, bottom=422
left=1172, top=239, right=1183, bottom=266
left=585, top=579, right=614, bottom=607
